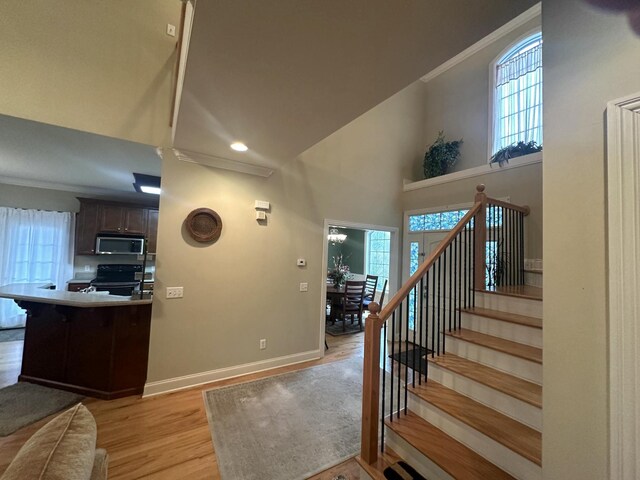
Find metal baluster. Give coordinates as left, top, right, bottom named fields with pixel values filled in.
left=520, top=212, right=524, bottom=284
left=499, top=206, right=503, bottom=287
left=418, top=276, right=424, bottom=385
left=431, top=266, right=436, bottom=358
left=457, top=231, right=462, bottom=330
left=425, top=268, right=430, bottom=365
left=453, top=236, right=457, bottom=331
left=390, top=311, right=395, bottom=423
left=397, top=302, right=402, bottom=419
left=511, top=209, right=516, bottom=285
left=488, top=204, right=492, bottom=288
left=381, top=320, right=386, bottom=452
left=404, top=295, right=409, bottom=414
left=467, top=223, right=471, bottom=307
left=443, top=250, right=448, bottom=353
left=448, top=243, right=453, bottom=332
left=410, top=286, right=416, bottom=388
left=472, top=215, right=476, bottom=307
left=437, top=257, right=442, bottom=355
left=463, top=225, right=467, bottom=308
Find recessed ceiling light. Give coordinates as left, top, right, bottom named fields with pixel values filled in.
left=230, top=142, right=248, bottom=152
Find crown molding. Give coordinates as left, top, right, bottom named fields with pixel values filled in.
left=420, top=3, right=541, bottom=84
left=170, top=148, right=274, bottom=178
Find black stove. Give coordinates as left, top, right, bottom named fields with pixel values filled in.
left=91, top=264, right=142, bottom=296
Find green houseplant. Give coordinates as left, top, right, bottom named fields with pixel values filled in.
left=423, top=131, right=463, bottom=179
left=490, top=140, right=542, bottom=167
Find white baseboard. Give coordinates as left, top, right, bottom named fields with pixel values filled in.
left=143, top=349, right=323, bottom=397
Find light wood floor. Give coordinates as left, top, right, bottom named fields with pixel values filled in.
left=0, top=332, right=365, bottom=479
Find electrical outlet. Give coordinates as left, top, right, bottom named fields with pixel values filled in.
left=166, top=24, right=176, bottom=36
left=299, top=282, right=308, bottom=292
left=166, top=287, right=183, bottom=299
left=84, top=265, right=91, bottom=272
left=260, top=339, right=267, bottom=350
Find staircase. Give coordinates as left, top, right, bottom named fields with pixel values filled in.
left=357, top=186, right=542, bottom=480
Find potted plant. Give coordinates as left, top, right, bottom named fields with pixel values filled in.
left=423, top=131, right=463, bottom=179
left=490, top=140, right=542, bottom=167
left=328, top=254, right=351, bottom=288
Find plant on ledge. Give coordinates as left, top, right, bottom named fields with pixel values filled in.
left=490, top=140, right=542, bottom=167
left=423, top=131, right=463, bottom=179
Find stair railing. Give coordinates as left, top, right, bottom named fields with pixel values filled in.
left=360, top=184, right=529, bottom=465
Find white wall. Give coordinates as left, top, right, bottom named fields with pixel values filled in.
left=543, top=1, right=640, bottom=478
left=0, top=0, right=180, bottom=147
left=146, top=81, right=426, bottom=387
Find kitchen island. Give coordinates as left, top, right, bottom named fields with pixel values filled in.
left=0, top=284, right=152, bottom=400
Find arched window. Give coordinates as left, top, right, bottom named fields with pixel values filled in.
left=491, top=31, right=542, bottom=156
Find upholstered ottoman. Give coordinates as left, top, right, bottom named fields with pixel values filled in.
left=1, top=403, right=108, bottom=480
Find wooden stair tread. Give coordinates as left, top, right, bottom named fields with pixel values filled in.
left=355, top=449, right=401, bottom=480
left=476, top=285, right=543, bottom=301
left=428, top=353, right=542, bottom=408
left=385, top=410, right=516, bottom=479
left=446, top=329, right=543, bottom=364
left=409, top=381, right=541, bottom=466
left=462, top=306, right=542, bottom=329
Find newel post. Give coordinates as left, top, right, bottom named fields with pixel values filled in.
left=474, top=184, right=488, bottom=289
left=361, top=302, right=381, bottom=464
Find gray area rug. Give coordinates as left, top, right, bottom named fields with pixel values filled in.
left=0, top=382, right=84, bottom=436
left=0, top=328, right=25, bottom=342
left=325, top=318, right=364, bottom=336
left=204, top=357, right=364, bottom=480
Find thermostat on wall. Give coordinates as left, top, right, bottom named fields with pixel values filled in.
left=254, top=200, right=270, bottom=210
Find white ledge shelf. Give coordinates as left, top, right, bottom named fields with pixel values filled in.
left=403, top=152, right=542, bottom=192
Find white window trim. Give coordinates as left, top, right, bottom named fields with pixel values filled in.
left=487, top=26, right=543, bottom=162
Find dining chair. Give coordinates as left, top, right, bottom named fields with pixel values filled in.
left=340, top=280, right=366, bottom=331
left=363, top=275, right=378, bottom=311
left=377, top=279, right=388, bottom=309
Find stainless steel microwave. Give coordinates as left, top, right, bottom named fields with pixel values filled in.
left=95, top=236, right=145, bottom=255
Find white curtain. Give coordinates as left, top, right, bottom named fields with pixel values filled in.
left=493, top=40, right=543, bottom=153
left=0, top=208, right=75, bottom=328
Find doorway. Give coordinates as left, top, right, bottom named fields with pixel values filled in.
left=320, top=220, right=399, bottom=353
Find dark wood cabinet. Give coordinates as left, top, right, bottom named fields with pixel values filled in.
left=68, top=283, right=90, bottom=292
left=146, top=209, right=159, bottom=254
left=19, top=301, right=152, bottom=399
left=76, top=199, right=158, bottom=255
left=75, top=202, right=100, bottom=254
left=97, top=205, right=148, bottom=235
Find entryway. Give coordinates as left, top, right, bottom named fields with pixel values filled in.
left=320, top=220, right=399, bottom=353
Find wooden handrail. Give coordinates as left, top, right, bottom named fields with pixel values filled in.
left=375, top=202, right=483, bottom=325
left=486, top=197, right=530, bottom=216
left=360, top=184, right=531, bottom=465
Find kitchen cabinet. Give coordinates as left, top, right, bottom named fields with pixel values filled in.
left=97, top=205, right=148, bottom=235
left=146, top=209, right=159, bottom=254
left=76, top=199, right=158, bottom=255
left=68, top=283, right=90, bottom=292
left=16, top=299, right=152, bottom=400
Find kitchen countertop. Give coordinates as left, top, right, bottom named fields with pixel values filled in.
left=0, top=283, right=152, bottom=308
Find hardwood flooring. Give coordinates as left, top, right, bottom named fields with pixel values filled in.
left=0, top=332, right=365, bottom=480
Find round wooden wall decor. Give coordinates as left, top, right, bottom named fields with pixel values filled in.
left=185, top=208, right=223, bottom=243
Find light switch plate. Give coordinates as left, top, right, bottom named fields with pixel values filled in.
left=254, top=200, right=270, bottom=210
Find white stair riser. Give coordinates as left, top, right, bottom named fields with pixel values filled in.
left=408, top=394, right=542, bottom=480
left=476, top=292, right=542, bottom=318
left=462, top=314, right=542, bottom=348
left=445, top=337, right=542, bottom=385
left=385, top=427, right=454, bottom=480
left=428, top=363, right=542, bottom=431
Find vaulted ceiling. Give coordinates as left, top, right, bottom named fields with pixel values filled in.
left=174, top=0, right=538, bottom=170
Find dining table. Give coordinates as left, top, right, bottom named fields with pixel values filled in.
left=325, top=283, right=345, bottom=324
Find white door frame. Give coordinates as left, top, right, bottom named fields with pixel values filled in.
left=319, top=219, right=399, bottom=354
left=607, top=91, right=640, bottom=480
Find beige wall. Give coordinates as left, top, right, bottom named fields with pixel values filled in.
left=543, top=1, right=640, bottom=478
left=0, top=0, right=180, bottom=147
left=147, top=81, right=426, bottom=383
left=417, top=18, right=541, bottom=179
left=403, top=163, right=542, bottom=259
left=0, top=183, right=81, bottom=212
